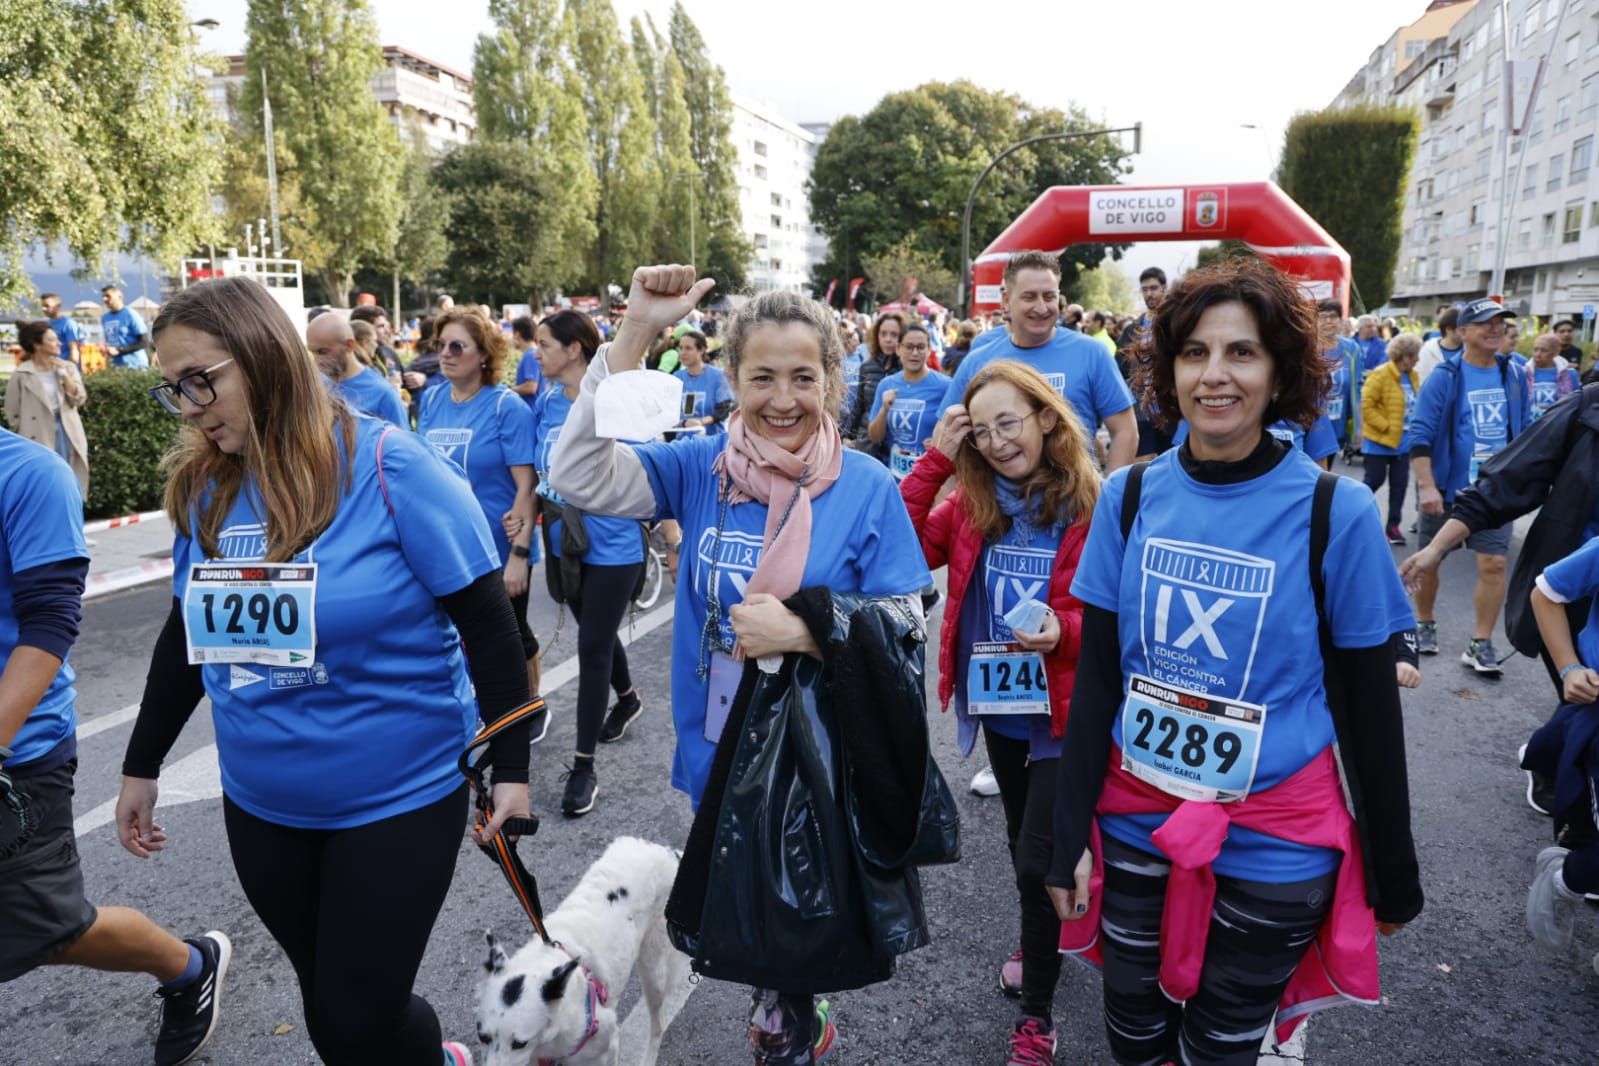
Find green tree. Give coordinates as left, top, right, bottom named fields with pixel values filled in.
left=668, top=2, right=751, bottom=291
left=808, top=81, right=1131, bottom=302
left=1070, top=256, right=1136, bottom=313
left=366, top=131, right=451, bottom=301
left=861, top=236, right=959, bottom=309
left=0, top=0, right=222, bottom=307
left=1194, top=240, right=1255, bottom=270
left=1278, top=104, right=1418, bottom=311
left=571, top=0, right=658, bottom=292
left=633, top=15, right=695, bottom=265
left=236, top=0, right=403, bottom=306
left=473, top=0, right=597, bottom=278
left=433, top=141, right=579, bottom=306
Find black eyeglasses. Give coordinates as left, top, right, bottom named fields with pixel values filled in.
left=968, top=411, right=1037, bottom=450
left=149, top=358, right=233, bottom=414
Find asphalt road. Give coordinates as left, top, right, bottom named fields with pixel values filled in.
left=3, top=471, right=1597, bottom=1065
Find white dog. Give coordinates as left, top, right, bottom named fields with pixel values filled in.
left=477, top=837, right=689, bottom=1066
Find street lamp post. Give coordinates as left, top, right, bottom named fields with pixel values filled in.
left=673, top=171, right=706, bottom=266
left=959, top=122, right=1142, bottom=316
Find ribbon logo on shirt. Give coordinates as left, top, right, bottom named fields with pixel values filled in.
left=889, top=399, right=925, bottom=446
left=1138, top=538, right=1275, bottom=700
left=987, top=544, right=1054, bottom=641
left=695, top=528, right=763, bottom=647
left=1467, top=388, right=1507, bottom=445
left=216, top=523, right=267, bottom=561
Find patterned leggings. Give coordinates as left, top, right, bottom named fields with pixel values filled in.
left=1098, top=833, right=1336, bottom=1066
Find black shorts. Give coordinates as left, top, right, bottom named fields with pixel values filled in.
left=0, top=761, right=97, bottom=982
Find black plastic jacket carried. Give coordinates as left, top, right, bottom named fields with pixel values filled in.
left=1450, top=383, right=1599, bottom=667
left=665, top=589, right=948, bottom=994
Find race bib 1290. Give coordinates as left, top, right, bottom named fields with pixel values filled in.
left=183, top=563, right=318, bottom=667
left=1119, top=673, right=1264, bottom=802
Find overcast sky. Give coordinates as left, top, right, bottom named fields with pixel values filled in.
left=188, top=0, right=1422, bottom=285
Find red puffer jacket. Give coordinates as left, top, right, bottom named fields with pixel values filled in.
left=899, top=447, right=1086, bottom=738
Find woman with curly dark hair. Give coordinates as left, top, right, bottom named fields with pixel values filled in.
left=1044, top=258, right=1423, bottom=1066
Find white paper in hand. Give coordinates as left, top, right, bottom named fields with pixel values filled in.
left=594, top=371, right=684, bottom=440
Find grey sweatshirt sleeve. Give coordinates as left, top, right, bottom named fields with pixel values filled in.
left=546, top=349, right=662, bottom=521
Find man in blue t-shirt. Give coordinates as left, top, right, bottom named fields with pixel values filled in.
left=1406, top=296, right=1532, bottom=675
left=0, top=429, right=231, bottom=1059
left=99, top=286, right=151, bottom=369
left=510, top=315, right=544, bottom=411
left=1354, top=315, right=1388, bottom=375
left=306, top=313, right=408, bottom=426
left=1317, top=299, right=1361, bottom=453
left=940, top=252, right=1138, bottom=470
left=39, top=293, right=85, bottom=369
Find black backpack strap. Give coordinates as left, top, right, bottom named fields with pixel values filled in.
left=1120, top=461, right=1150, bottom=541
left=1308, top=471, right=1339, bottom=617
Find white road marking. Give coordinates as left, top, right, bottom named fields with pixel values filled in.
left=73, top=744, right=224, bottom=836
left=76, top=702, right=141, bottom=740
left=1258, top=1019, right=1309, bottom=1064
left=618, top=970, right=698, bottom=1066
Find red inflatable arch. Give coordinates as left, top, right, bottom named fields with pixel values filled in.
left=971, top=181, right=1351, bottom=316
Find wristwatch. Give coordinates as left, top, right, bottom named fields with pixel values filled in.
left=510, top=544, right=531, bottom=559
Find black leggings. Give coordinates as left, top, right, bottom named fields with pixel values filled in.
left=1361, top=453, right=1409, bottom=529
left=983, top=726, right=1063, bottom=1021
left=508, top=585, right=538, bottom=661
left=223, top=786, right=466, bottom=1066
left=569, top=561, right=641, bottom=754
left=1098, top=833, right=1335, bottom=1066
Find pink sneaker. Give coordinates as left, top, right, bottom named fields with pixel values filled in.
left=1006, top=1016, right=1056, bottom=1065
left=999, top=945, right=1023, bottom=997
left=442, top=1041, right=473, bottom=1066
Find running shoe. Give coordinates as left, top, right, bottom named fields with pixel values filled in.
left=1518, top=743, right=1555, bottom=817
left=1416, top=621, right=1439, bottom=656
left=442, top=1041, right=474, bottom=1066
left=528, top=702, right=550, bottom=746
left=1006, top=1015, right=1057, bottom=1065
left=1527, top=846, right=1579, bottom=951
left=971, top=765, right=1001, bottom=797
left=1385, top=525, right=1407, bottom=546
left=560, top=763, right=598, bottom=816
left=598, top=690, right=643, bottom=743
left=154, top=931, right=232, bottom=1066
left=999, top=945, right=1023, bottom=998
left=1462, top=638, right=1503, bottom=676
left=813, top=999, right=837, bottom=1063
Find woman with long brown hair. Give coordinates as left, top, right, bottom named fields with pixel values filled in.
left=902, top=361, right=1099, bottom=1065
left=115, top=276, right=535, bottom=1066
left=3, top=320, right=89, bottom=495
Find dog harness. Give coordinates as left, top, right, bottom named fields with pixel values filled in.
left=536, top=952, right=610, bottom=1066
left=459, top=697, right=554, bottom=943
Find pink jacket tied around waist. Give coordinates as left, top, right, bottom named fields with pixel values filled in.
left=1059, top=745, right=1380, bottom=1043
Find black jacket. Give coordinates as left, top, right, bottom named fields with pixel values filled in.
left=843, top=354, right=899, bottom=442
left=1450, top=383, right=1599, bottom=665
left=665, top=589, right=938, bottom=993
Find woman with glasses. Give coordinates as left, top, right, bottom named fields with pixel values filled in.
left=417, top=308, right=542, bottom=724
left=4, top=321, right=89, bottom=495
left=866, top=322, right=947, bottom=481
left=1046, top=259, right=1422, bottom=1066
left=901, top=361, right=1098, bottom=1065
left=121, top=277, right=534, bottom=1066
left=841, top=310, right=904, bottom=447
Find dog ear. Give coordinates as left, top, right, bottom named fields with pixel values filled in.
left=484, top=930, right=507, bottom=975
left=541, top=958, right=581, bottom=1002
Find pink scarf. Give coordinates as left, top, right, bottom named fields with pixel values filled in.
left=711, top=410, right=843, bottom=607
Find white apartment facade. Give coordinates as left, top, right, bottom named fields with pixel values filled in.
left=210, top=46, right=475, bottom=155
left=1338, top=0, right=1599, bottom=321
left=731, top=96, right=828, bottom=294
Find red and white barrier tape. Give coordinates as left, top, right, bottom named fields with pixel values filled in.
left=83, top=558, right=174, bottom=601
left=83, top=509, right=167, bottom=535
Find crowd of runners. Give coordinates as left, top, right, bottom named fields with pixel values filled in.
left=3, top=249, right=1597, bottom=1066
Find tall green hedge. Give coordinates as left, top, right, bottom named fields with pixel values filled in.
left=1279, top=104, right=1419, bottom=312
left=80, top=368, right=182, bottom=518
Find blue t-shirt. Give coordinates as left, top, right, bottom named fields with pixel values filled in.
left=1460, top=361, right=1511, bottom=461
left=940, top=328, right=1134, bottom=434
left=1541, top=538, right=1599, bottom=671
left=173, top=418, right=500, bottom=828
left=1530, top=366, right=1576, bottom=420
left=674, top=365, right=735, bottom=436
left=100, top=306, right=149, bottom=369
left=1325, top=341, right=1358, bottom=443
left=633, top=435, right=931, bottom=804
left=955, top=520, right=1065, bottom=749
left=869, top=370, right=949, bottom=480
left=335, top=367, right=408, bottom=427
left=0, top=431, right=88, bottom=766
left=1071, top=450, right=1414, bottom=881
left=418, top=384, right=537, bottom=566
left=49, top=315, right=85, bottom=367
left=515, top=348, right=544, bottom=410
left=1171, top=417, right=1338, bottom=462
left=1356, top=335, right=1388, bottom=373
left=531, top=387, right=644, bottom=566
left=840, top=349, right=865, bottom=424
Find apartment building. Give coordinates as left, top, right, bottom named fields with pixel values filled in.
left=731, top=97, right=829, bottom=294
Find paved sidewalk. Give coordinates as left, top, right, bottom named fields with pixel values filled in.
left=84, top=512, right=175, bottom=600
